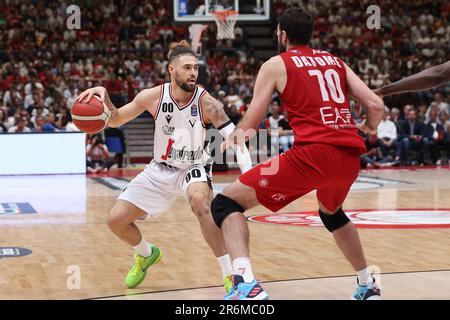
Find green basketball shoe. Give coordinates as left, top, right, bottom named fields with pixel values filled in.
left=125, top=243, right=163, bottom=289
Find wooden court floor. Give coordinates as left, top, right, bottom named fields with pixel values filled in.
left=0, top=166, right=449, bottom=300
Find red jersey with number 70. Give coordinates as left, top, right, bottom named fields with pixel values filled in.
left=279, top=45, right=366, bottom=153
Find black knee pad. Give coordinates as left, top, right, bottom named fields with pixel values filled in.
left=319, top=208, right=350, bottom=232
left=211, top=194, right=245, bottom=228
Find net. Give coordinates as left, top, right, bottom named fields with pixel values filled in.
left=212, top=10, right=238, bottom=40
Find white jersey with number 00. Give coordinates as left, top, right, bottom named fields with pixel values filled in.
left=153, top=83, right=211, bottom=169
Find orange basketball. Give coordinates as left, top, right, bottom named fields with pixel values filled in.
left=71, top=95, right=111, bottom=134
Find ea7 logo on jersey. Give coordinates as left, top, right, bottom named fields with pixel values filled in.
left=320, top=107, right=355, bottom=129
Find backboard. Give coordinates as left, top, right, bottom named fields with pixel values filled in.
left=173, top=0, right=271, bottom=23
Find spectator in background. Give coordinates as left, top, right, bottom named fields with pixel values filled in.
left=217, top=90, right=227, bottom=106
left=56, top=106, right=71, bottom=129
left=227, top=104, right=242, bottom=125
left=2, top=86, right=22, bottom=108
left=424, top=102, right=439, bottom=123
left=398, top=109, right=430, bottom=165
left=64, top=80, right=79, bottom=110
left=25, top=89, right=40, bottom=110
left=264, top=103, right=284, bottom=155
left=361, top=133, right=393, bottom=168
left=65, top=119, right=80, bottom=132
left=86, top=135, right=112, bottom=173
left=377, top=106, right=398, bottom=163
left=32, top=116, right=45, bottom=132
left=7, top=95, right=24, bottom=117
left=28, top=94, right=47, bottom=117
left=433, top=93, right=449, bottom=114
left=0, top=109, right=7, bottom=133
left=399, top=104, right=414, bottom=123
left=390, top=107, right=400, bottom=125
left=422, top=107, right=446, bottom=164
left=418, top=103, right=428, bottom=121
left=438, top=110, right=449, bottom=132
left=104, top=127, right=126, bottom=168
left=239, top=96, right=251, bottom=115
left=225, top=87, right=241, bottom=109
left=106, top=73, right=125, bottom=106
left=19, top=110, right=32, bottom=129
left=8, top=117, right=31, bottom=133
left=30, top=105, right=49, bottom=126
left=42, top=113, right=59, bottom=132
left=278, top=110, right=294, bottom=152
left=24, top=73, right=44, bottom=96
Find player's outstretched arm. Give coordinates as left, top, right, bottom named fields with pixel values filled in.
left=374, top=60, right=450, bottom=97
left=344, top=63, right=384, bottom=133
left=76, top=86, right=160, bottom=128
left=201, top=92, right=253, bottom=173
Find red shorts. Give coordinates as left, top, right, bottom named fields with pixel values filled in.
left=239, top=144, right=361, bottom=212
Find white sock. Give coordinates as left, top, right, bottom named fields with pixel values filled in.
left=232, top=257, right=255, bottom=283
left=217, top=254, right=233, bottom=278
left=357, top=268, right=373, bottom=286
left=133, top=239, right=152, bottom=257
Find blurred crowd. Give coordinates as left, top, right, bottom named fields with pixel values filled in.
left=359, top=97, right=449, bottom=167
left=0, top=0, right=448, bottom=165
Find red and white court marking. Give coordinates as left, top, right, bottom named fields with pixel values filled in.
left=248, top=208, right=450, bottom=229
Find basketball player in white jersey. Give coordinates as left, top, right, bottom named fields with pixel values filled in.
left=76, top=41, right=252, bottom=291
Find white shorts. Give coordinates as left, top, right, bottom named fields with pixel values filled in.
left=118, top=160, right=212, bottom=219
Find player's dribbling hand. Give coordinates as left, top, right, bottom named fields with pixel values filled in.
left=76, top=86, right=107, bottom=103
left=357, top=119, right=377, bottom=135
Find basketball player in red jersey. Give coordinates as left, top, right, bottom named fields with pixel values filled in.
left=211, top=6, right=384, bottom=300
left=76, top=41, right=252, bottom=292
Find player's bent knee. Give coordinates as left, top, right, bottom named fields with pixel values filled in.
left=319, top=208, right=350, bottom=232
left=106, top=209, right=131, bottom=233
left=106, top=211, right=122, bottom=233
left=188, top=192, right=210, bottom=218
left=211, top=194, right=245, bottom=228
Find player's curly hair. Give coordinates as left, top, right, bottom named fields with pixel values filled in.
left=168, top=40, right=196, bottom=64
left=279, top=6, right=314, bottom=45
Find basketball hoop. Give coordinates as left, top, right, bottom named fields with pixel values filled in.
left=212, top=10, right=238, bottom=40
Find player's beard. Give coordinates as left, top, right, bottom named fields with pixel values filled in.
left=175, top=73, right=196, bottom=92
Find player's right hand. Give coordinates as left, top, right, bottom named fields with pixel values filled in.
left=77, top=86, right=107, bottom=103
left=357, top=119, right=377, bottom=135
